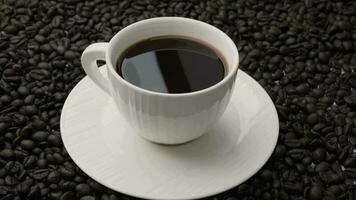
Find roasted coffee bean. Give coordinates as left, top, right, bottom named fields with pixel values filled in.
left=13, top=149, right=27, bottom=160
left=0, top=185, right=10, bottom=195
left=47, top=135, right=61, bottom=146
left=275, top=145, right=286, bottom=157
left=259, top=169, right=272, bottom=181
left=0, top=149, right=15, bottom=160
left=76, top=183, right=91, bottom=196
left=306, top=185, right=323, bottom=200
left=64, top=51, right=77, bottom=60
left=1, top=95, right=12, bottom=104
left=253, top=32, right=264, bottom=41
left=74, top=175, right=85, bottom=183
left=237, top=183, right=249, bottom=195
left=0, top=123, right=8, bottom=134
left=28, top=169, right=49, bottom=180
left=315, top=162, right=330, bottom=172
left=28, top=185, right=41, bottom=199
left=88, top=179, right=104, bottom=191
left=248, top=49, right=261, bottom=58
left=53, top=153, right=64, bottom=163
left=16, top=182, right=30, bottom=195
left=5, top=176, right=18, bottom=185
left=34, top=35, right=46, bottom=43
left=32, top=131, right=48, bottom=142
left=24, top=95, right=35, bottom=105
left=23, top=155, right=37, bottom=168
left=343, top=158, right=356, bottom=168
left=5, top=161, right=21, bottom=174
left=24, top=105, right=38, bottom=115
left=60, top=191, right=76, bottom=200
left=296, top=84, right=309, bottom=94
left=307, top=113, right=319, bottom=125
left=29, top=69, right=50, bottom=80
left=288, top=149, right=306, bottom=160
left=0, top=168, right=6, bottom=178
left=47, top=171, right=61, bottom=183
left=285, top=139, right=301, bottom=148
left=17, top=86, right=29, bottom=96
left=80, top=196, right=95, bottom=200
left=59, top=166, right=75, bottom=179
left=318, top=52, right=330, bottom=64
left=37, top=159, right=47, bottom=168
left=312, top=148, right=326, bottom=163
left=32, top=119, right=46, bottom=130
left=20, top=140, right=36, bottom=150
left=11, top=99, right=23, bottom=107
left=19, top=125, right=33, bottom=138
left=283, top=182, right=303, bottom=194
left=61, top=181, right=76, bottom=190
left=40, top=44, right=52, bottom=53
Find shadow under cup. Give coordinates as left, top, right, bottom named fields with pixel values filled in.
left=105, top=17, right=239, bottom=144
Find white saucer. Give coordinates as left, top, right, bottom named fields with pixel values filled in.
left=60, top=66, right=279, bottom=200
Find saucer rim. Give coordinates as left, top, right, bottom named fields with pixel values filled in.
left=60, top=67, right=279, bottom=200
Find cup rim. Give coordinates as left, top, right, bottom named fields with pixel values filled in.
left=106, top=17, right=239, bottom=97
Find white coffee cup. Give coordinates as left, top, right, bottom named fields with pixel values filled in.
left=81, top=17, right=239, bottom=144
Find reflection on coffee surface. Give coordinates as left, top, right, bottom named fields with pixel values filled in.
left=116, top=36, right=225, bottom=93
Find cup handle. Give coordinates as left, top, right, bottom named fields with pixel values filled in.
left=81, top=43, right=111, bottom=95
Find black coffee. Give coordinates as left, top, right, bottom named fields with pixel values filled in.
left=116, top=36, right=225, bottom=93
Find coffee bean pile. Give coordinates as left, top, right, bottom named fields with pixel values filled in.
left=0, top=0, right=355, bottom=199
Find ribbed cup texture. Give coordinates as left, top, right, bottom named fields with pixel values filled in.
left=109, top=72, right=236, bottom=144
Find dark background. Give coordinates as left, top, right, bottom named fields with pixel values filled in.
left=0, top=0, right=356, bottom=199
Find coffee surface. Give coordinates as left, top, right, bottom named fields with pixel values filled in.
left=117, top=37, right=225, bottom=93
